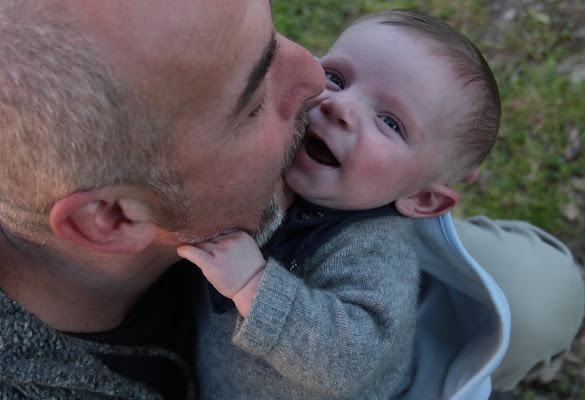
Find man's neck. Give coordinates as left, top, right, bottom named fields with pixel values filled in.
left=0, top=225, right=177, bottom=333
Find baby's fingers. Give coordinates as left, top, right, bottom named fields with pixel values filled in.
left=177, top=245, right=213, bottom=267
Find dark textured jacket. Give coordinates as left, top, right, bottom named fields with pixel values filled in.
left=0, top=287, right=192, bottom=400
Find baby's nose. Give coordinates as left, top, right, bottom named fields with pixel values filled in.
left=319, top=94, right=357, bottom=132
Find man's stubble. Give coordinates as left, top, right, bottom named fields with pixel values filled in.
left=172, top=107, right=308, bottom=247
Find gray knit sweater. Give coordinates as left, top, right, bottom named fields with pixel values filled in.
left=195, top=214, right=420, bottom=399
left=0, top=287, right=192, bottom=399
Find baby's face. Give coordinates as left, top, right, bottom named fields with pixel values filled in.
left=284, top=20, right=468, bottom=210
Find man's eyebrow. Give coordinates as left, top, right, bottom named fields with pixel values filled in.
left=234, top=31, right=278, bottom=115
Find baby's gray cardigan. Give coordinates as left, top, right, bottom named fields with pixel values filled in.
left=195, top=213, right=420, bottom=399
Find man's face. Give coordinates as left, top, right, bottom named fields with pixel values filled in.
left=70, top=0, right=325, bottom=242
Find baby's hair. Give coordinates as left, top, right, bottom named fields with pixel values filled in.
left=354, top=9, right=501, bottom=185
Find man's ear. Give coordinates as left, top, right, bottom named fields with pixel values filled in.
left=49, top=188, right=158, bottom=254
left=394, top=184, right=459, bottom=219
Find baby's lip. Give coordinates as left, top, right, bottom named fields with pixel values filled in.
left=304, top=130, right=340, bottom=167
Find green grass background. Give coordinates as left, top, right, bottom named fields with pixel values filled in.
left=273, top=1, right=585, bottom=398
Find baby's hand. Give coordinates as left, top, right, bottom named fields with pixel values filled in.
left=177, top=231, right=266, bottom=317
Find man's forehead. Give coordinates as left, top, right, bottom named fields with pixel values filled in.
left=65, top=0, right=276, bottom=121
left=68, top=0, right=227, bottom=58
left=68, top=0, right=266, bottom=76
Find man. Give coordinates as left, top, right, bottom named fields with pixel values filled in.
left=0, top=0, right=323, bottom=398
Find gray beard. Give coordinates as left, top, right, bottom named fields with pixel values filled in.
left=251, top=192, right=285, bottom=247
left=251, top=108, right=308, bottom=247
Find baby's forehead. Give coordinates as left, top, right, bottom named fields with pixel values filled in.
left=334, top=19, right=446, bottom=65
left=333, top=21, right=470, bottom=96
left=346, top=17, right=428, bottom=39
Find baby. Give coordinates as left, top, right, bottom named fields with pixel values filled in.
left=179, top=9, right=500, bottom=399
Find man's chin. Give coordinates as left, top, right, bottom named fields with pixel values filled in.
left=172, top=192, right=284, bottom=247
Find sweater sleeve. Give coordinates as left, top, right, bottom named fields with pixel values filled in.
left=232, top=215, right=420, bottom=398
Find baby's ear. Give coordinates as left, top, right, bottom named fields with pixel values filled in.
left=394, top=184, right=459, bottom=219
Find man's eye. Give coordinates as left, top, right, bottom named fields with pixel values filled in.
left=249, top=95, right=266, bottom=118
left=326, top=73, right=344, bottom=89
left=381, top=116, right=400, bottom=133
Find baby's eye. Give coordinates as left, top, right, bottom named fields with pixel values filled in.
left=326, top=73, right=344, bottom=89
left=381, top=116, right=400, bottom=133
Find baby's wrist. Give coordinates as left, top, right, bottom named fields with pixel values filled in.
left=232, top=267, right=265, bottom=318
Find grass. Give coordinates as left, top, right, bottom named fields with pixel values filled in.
left=273, top=0, right=585, bottom=398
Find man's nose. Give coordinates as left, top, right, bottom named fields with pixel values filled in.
left=276, top=34, right=325, bottom=121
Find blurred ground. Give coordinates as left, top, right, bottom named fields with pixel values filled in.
left=479, top=0, right=585, bottom=265
left=484, top=3, right=585, bottom=398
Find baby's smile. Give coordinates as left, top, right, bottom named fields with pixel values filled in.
left=304, top=135, right=340, bottom=167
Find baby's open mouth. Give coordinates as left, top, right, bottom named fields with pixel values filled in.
left=305, top=136, right=340, bottom=167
